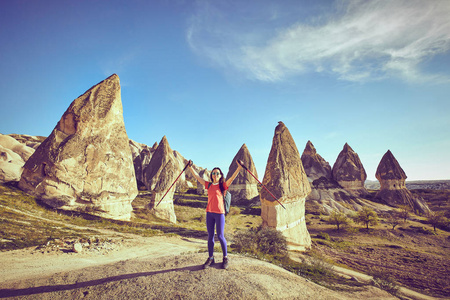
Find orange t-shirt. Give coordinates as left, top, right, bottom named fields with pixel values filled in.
left=205, top=181, right=229, bottom=214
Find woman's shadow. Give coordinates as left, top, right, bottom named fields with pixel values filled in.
left=0, top=264, right=204, bottom=298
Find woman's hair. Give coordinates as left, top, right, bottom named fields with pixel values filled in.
left=210, top=167, right=225, bottom=194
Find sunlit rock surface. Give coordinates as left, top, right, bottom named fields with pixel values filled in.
left=19, top=74, right=137, bottom=220
left=261, top=122, right=311, bottom=250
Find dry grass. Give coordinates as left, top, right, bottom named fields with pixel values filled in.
left=306, top=211, right=450, bottom=298
left=1, top=183, right=449, bottom=297
left=0, top=183, right=161, bottom=251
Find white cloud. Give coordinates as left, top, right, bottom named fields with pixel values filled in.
left=187, top=0, right=450, bottom=83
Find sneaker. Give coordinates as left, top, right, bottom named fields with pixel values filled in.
left=222, top=257, right=229, bottom=269
left=203, top=257, right=214, bottom=269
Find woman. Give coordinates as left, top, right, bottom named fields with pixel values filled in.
left=188, top=160, right=243, bottom=269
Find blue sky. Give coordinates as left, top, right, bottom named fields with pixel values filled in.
left=1, top=0, right=449, bottom=181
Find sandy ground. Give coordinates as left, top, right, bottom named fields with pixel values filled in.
left=0, top=235, right=400, bottom=300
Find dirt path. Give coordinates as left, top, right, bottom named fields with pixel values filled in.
left=0, top=235, right=204, bottom=284
left=0, top=204, right=206, bottom=284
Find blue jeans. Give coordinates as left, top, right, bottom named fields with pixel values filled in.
left=206, top=212, right=227, bottom=258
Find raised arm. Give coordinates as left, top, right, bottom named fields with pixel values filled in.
left=225, top=160, right=243, bottom=187
left=188, top=161, right=206, bottom=186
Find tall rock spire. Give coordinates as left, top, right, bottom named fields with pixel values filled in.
left=301, top=140, right=332, bottom=181
left=332, top=143, right=368, bottom=196
left=143, top=136, right=179, bottom=223
left=376, top=150, right=407, bottom=182
left=226, top=144, right=259, bottom=203
left=261, top=122, right=311, bottom=250
left=18, top=74, right=138, bottom=220
left=375, top=150, right=430, bottom=214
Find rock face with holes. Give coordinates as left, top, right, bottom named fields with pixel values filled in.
left=142, top=136, right=178, bottom=223
left=18, top=74, right=138, bottom=220
left=375, top=150, right=430, bottom=214
left=261, top=122, right=311, bottom=250
left=332, top=143, right=368, bottom=197
left=226, top=144, right=259, bottom=204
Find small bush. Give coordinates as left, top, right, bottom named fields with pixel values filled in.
left=427, top=211, right=448, bottom=232
left=283, top=251, right=335, bottom=284
left=232, top=226, right=287, bottom=256
left=197, top=214, right=206, bottom=223
left=420, top=226, right=436, bottom=235
left=327, top=210, right=350, bottom=231
left=185, top=188, right=197, bottom=194
left=345, top=227, right=359, bottom=234
left=228, top=207, right=241, bottom=216
left=370, top=270, right=399, bottom=296
left=353, top=207, right=379, bottom=229
left=256, top=227, right=288, bottom=255
left=232, top=229, right=257, bottom=253
left=317, top=232, right=331, bottom=241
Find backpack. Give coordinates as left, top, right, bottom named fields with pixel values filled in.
left=207, top=182, right=231, bottom=215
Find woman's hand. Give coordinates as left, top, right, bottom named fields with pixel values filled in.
left=187, top=160, right=205, bottom=186
left=226, top=160, right=244, bottom=187
left=237, top=160, right=246, bottom=170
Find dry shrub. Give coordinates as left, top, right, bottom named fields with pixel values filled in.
left=317, top=232, right=331, bottom=241
left=228, top=207, right=241, bottom=216
left=197, top=214, right=206, bottom=223
left=232, top=229, right=258, bottom=253
left=283, top=250, right=334, bottom=284
left=256, top=227, right=287, bottom=255
left=370, top=270, right=399, bottom=296
left=232, top=226, right=287, bottom=256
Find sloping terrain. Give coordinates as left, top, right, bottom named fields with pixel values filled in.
left=0, top=247, right=395, bottom=300
left=0, top=183, right=448, bottom=299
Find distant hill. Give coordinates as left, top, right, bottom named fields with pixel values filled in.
left=365, top=180, right=450, bottom=190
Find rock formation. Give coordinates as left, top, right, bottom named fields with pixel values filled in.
left=7, top=134, right=45, bottom=150
left=0, top=134, right=34, bottom=182
left=197, top=169, right=210, bottom=195
left=301, top=142, right=396, bottom=215
left=143, top=136, right=179, bottom=223
left=226, top=144, right=259, bottom=204
left=375, top=150, right=430, bottom=214
left=18, top=74, right=138, bottom=221
left=129, top=140, right=155, bottom=190
left=0, top=146, right=23, bottom=182
left=173, top=151, right=194, bottom=192
left=261, top=122, right=311, bottom=250
left=301, top=141, right=332, bottom=182
left=302, top=141, right=363, bottom=214
left=0, top=134, right=35, bottom=162
left=332, top=143, right=368, bottom=196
